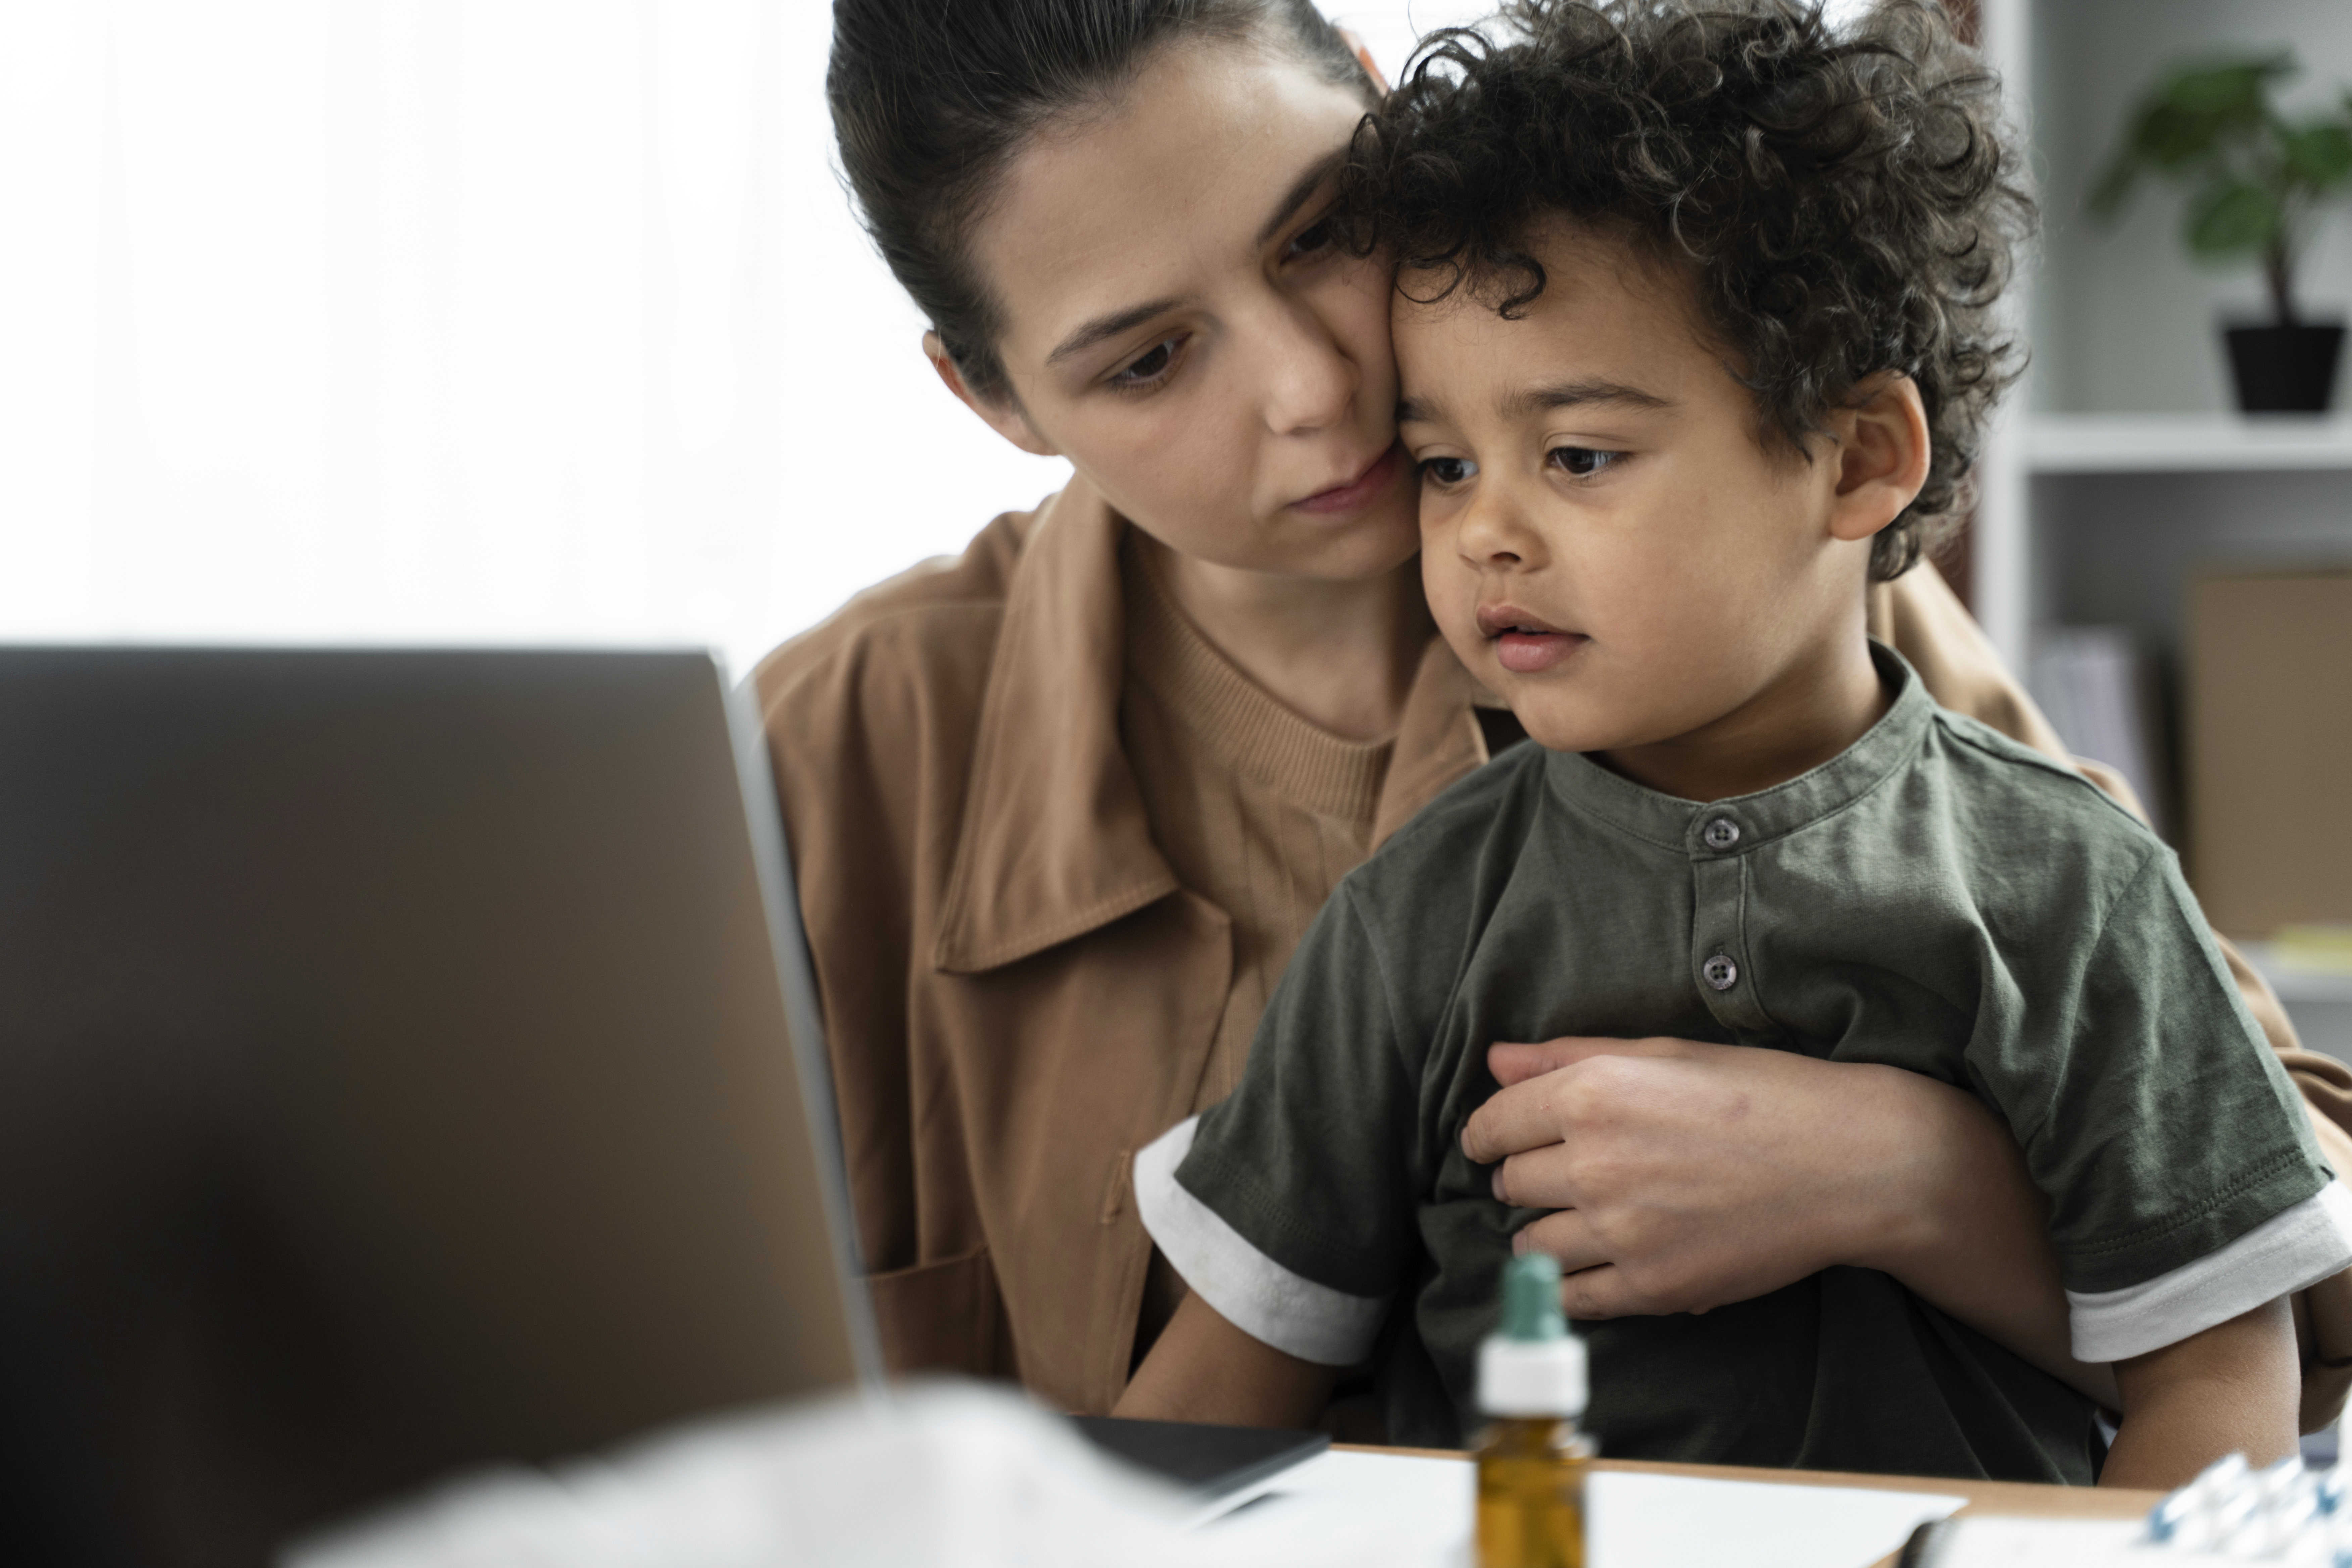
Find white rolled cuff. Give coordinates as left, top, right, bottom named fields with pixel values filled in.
left=2066, top=1181, right=2352, bottom=1363
left=1132, top=1116, right=1387, bottom=1367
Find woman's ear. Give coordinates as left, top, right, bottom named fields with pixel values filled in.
left=924, top=331, right=1060, bottom=458
left=1826, top=373, right=1931, bottom=544
left=1336, top=27, right=1387, bottom=94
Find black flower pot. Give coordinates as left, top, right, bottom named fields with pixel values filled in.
left=2223, top=322, right=2346, bottom=413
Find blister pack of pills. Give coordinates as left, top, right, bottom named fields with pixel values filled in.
left=2140, top=1453, right=2350, bottom=1561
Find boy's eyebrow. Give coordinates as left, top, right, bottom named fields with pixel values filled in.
left=1395, top=395, right=1441, bottom=425
left=1504, top=378, right=1673, bottom=417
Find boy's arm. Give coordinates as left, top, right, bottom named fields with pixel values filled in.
left=2101, top=1298, right=2299, bottom=1489
left=1881, top=564, right=2352, bottom=1433
left=1115, top=1291, right=1338, bottom=1429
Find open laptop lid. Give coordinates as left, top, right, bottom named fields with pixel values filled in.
left=0, top=647, right=877, bottom=1566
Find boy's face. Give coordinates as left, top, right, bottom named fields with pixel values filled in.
left=1396, top=220, right=1881, bottom=761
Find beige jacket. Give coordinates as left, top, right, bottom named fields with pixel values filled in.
left=755, top=475, right=2352, bottom=1426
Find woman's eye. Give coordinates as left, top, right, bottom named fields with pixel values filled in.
left=1550, top=446, right=1621, bottom=478
left=1421, top=455, right=1477, bottom=487
left=1111, top=338, right=1180, bottom=388
left=1285, top=215, right=1337, bottom=259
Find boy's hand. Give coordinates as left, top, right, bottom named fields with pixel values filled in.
left=2102, top=1298, right=2298, bottom=1489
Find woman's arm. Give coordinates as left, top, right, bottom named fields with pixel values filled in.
left=1462, top=1036, right=2121, bottom=1407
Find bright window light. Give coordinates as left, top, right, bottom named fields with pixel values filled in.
left=0, top=2, right=1578, bottom=676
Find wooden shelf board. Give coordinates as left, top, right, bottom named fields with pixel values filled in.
left=2240, top=942, right=2352, bottom=1005
left=2023, top=414, right=2352, bottom=474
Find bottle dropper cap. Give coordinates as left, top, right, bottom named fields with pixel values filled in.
left=1477, top=1253, right=1588, bottom=1418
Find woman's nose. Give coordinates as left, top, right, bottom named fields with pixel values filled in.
left=1254, top=299, right=1358, bottom=436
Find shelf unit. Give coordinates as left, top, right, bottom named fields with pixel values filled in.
left=2240, top=946, right=2352, bottom=1007
left=1971, top=0, right=2352, bottom=1055
left=2021, top=414, right=2352, bottom=475
left=1970, top=0, right=2352, bottom=675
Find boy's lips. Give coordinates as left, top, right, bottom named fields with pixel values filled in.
left=1289, top=444, right=1402, bottom=515
left=1476, top=603, right=1589, bottom=675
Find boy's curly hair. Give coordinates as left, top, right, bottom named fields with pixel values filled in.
left=1346, top=0, right=2036, bottom=580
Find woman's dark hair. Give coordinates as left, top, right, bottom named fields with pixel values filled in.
left=828, top=0, right=1371, bottom=404
left=1348, top=0, right=2035, bottom=580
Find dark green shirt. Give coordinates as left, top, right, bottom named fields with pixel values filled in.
left=1142, top=648, right=2328, bottom=1480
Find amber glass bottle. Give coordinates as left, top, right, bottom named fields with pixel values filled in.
left=1474, top=1254, right=1591, bottom=1568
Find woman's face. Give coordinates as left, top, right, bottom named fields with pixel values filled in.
left=943, top=40, right=1417, bottom=582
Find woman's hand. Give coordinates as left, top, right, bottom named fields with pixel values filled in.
left=1461, top=1036, right=2119, bottom=1406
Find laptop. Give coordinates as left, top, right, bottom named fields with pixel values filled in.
left=0, top=648, right=877, bottom=1566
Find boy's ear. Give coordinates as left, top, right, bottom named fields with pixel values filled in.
left=1825, top=374, right=1931, bottom=544
left=1336, top=26, right=1388, bottom=94
left=925, top=331, right=1061, bottom=458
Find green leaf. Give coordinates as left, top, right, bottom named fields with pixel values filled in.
left=2131, top=100, right=2234, bottom=169
left=2186, top=180, right=2282, bottom=257
left=2160, top=55, right=2290, bottom=122
left=2282, top=122, right=2352, bottom=189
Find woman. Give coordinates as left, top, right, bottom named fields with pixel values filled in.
left=765, top=0, right=2352, bottom=1435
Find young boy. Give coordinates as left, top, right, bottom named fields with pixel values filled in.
left=1114, top=0, right=2352, bottom=1486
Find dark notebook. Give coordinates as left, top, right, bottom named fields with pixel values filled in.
left=1071, top=1415, right=1330, bottom=1500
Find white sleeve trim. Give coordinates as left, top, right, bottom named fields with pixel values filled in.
left=1131, top=1116, right=1388, bottom=1368
left=2066, top=1181, right=2352, bottom=1363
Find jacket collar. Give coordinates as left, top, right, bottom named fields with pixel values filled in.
left=932, top=478, right=1175, bottom=974
left=931, top=477, right=1494, bottom=974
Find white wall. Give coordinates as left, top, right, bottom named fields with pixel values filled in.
left=0, top=1, right=1507, bottom=677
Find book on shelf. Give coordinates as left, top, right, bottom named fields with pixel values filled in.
left=2028, top=625, right=2167, bottom=840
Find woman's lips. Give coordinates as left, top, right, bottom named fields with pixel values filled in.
left=1289, top=444, right=1402, bottom=515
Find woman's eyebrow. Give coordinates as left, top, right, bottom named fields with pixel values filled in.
left=1253, top=148, right=1346, bottom=249
left=1047, top=297, right=1185, bottom=367
left=1044, top=150, right=1346, bottom=370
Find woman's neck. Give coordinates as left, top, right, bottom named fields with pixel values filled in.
left=1138, top=533, right=1429, bottom=742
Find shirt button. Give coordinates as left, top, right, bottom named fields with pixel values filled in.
left=1703, top=953, right=1739, bottom=991
left=1703, top=817, right=1741, bottom=850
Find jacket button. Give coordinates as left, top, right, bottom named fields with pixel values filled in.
left=1703, top=953, right=1740, bottom=991
left=1703, top=817, right=1741, bottom=850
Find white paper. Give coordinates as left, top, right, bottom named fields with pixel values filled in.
left=1201, top=1450, right=1476, bottom=1565
left=1909, top=1516, right=2151, bottom=1566
left=1203, top=1452, right=1970, bottom=1568
left=1587, top=1470, right=1967, bottom=1568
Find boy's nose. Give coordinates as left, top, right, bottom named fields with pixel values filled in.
left=1455, top=484, right=1538, bottom=567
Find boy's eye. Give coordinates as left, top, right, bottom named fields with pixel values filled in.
left=1421, top=455, right=1477, bottom=487
left=1110, top=337, right=1182, bottom=388
left=1549, top=446, right=1621, bottom=478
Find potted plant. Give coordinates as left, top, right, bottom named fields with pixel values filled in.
left=2092, top=52, right=2352, bottom=413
